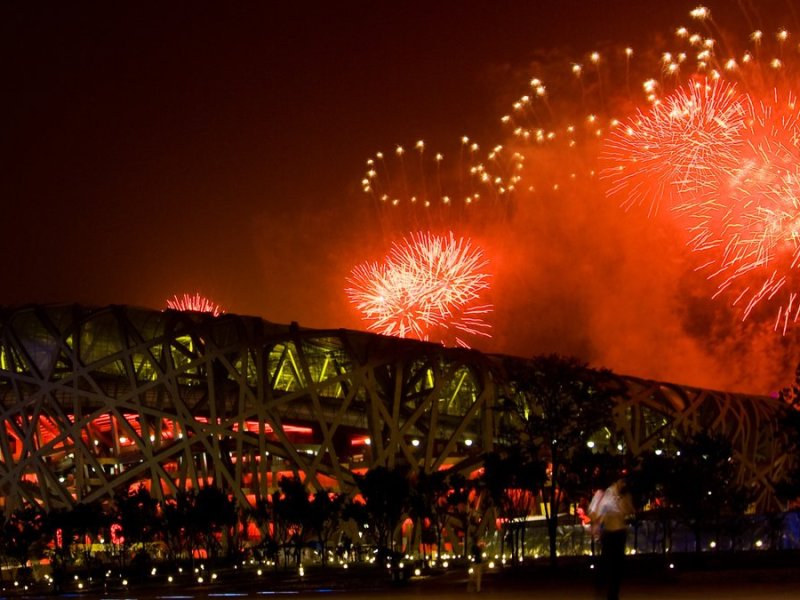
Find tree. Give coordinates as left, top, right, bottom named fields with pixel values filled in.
left=194, top=487, right=238, bottom=561
left=441, top=471, right=480, bottom=558
left=63, top=500, right=109, bottom=568
left=775, top=371, right=800, bottom=506
left=500, top=354, right=620, bottom=565
left=341, top=497, right=369, bottom=563
left=162, top=490, right=200, bottom=562
left=306, top=490, right=344, bottom=567
left=42, top=508, right=77, bottom=571
left=408, top=469, right=450, bottom=562
left=113, top=485, right=160, bottom=565
left=664, top=432, right=753, bottom=553
left=248, top=498, right=279, bottom=565
left=353, top=466, right=410, bottom=564
left=273, top=475, right=311, bottom=567
left=481, top=448, right=545, bottom=562
left=628, top=450, right=676, bottom=554
left=0, top=507, right=46, bottom=582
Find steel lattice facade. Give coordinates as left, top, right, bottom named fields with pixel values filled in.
left=0, top=305, right=789, bottom=517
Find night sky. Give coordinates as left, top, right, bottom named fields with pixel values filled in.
left=4, top=1, right=800, bottom=394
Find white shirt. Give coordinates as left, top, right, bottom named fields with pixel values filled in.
left=594, top=483, right=634, bottom=532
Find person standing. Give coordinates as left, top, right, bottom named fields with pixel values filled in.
left=591, top=478, right=635, bottom=600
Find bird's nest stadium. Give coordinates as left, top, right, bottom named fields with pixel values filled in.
left=0, top=304, right=790, bottom=521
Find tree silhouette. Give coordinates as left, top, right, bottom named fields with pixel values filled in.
left=664, top=432, right=753, bottom=552
left=0, top=507, right=46, bottom=582
left=482, top=448, right=545, bottom=562
left=629, top=451, right=676, bottom=554
left=273, top=475, right=311, bottom=567
left=776, top=369, right=800, bottom=506
left=353, top=466, right=410, bottom=564
left=408, top=469, right=450, bottom=561
left=194, top=487, right=238, bottom=560
left=443, top=472, right=475, bottom=557
left=67, top=500, right=109, bottom=568
left=307, top=490, right=344, bottom=567
left=500, top=353, right=620, bottom=565
left=162, top=490, right=200, bottom=562
left=248, top=498, right=279, bottom=565
left=114, top=485, right=159, bottom=565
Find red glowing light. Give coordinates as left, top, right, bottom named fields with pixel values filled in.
left=346, top=232, right=492, bottom=347
left=166, top=293, right=223, bottom=316
left=110, top=523, right=124, bottom=545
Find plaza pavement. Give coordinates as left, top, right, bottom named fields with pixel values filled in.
left=10, top=555, right=800, bottom=600
left=90, top=564, right=800, bottom=600
left=76, top=569, right=800, bottom=600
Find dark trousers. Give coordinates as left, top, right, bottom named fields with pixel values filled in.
left=599, top=529, right=627, bottom=600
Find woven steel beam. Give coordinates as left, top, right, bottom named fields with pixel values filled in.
left=0, top=304, right=789, bottom=519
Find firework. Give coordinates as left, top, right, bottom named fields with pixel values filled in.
left=691, top=90, right=800, bottom=331
left=496, top=5, right=800, bottom=332
left=166, top=293, right=224, bottom=316
left=499, top=43, right=644, bottom=199
left=601, top=78, right=747, bottom=219
left=606, top=11, right=800, bottom=329
left=346, top=232, right=492, bottom=347
left=361, top=138, right=524, bottom=233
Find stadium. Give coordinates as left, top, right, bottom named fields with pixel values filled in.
left=0, top=303, right=789, bottom=530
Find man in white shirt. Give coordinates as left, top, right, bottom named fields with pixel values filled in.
left=591, top=478, right=635, bottom=600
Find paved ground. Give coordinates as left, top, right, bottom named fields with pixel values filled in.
left=6, top=555, right=800, bottom=600
left=76, top=566, right=800, bottom=600
left=78, top=570, right=800, bottom=600
left=420, top=566, right=800, bottom=599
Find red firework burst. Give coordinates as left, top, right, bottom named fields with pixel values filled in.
left=694, top=90, right=800, bottom=331
left=602, top=78, right=747, bottom=220
left=346, top=232, right=492, bottom=347
left=588, top=24, right=800, bottom=331
left=166, top=293, right=224, bottom=316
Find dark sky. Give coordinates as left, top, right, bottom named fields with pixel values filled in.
left=3, top=1, right=800, bottom=394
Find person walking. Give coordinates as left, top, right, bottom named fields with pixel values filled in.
left=591, top=478, right=635, bottom=600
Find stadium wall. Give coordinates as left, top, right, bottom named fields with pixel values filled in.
left=0, top=304, right=787, bottom=517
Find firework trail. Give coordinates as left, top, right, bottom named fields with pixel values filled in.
left=346, top=232, right=492, bottom=348
left=166, top=293, right=224, bottom=316
left=361, top=138, right=524, bottom=235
